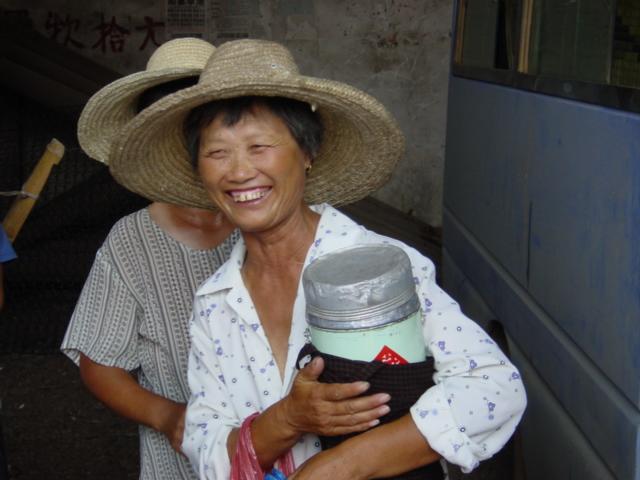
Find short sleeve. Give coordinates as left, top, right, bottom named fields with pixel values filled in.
left=61, top=248, right=141, bottom=371
left=0, top=226, right=17, bottom=263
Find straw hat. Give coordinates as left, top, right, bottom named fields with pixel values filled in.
left=78, top=37, right=215, bottom=164
left=109, top=39, right=405, bottom=208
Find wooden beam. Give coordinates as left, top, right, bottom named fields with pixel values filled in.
left=453, top=0, right=467, bottom=65
left=2, top=139, right=65, bottom=242
left=518, top=0, right=535, bottom=73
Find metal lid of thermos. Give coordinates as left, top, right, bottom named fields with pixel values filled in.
left=302, top=244, right=420, bottom=331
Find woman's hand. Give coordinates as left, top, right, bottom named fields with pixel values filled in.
left=279, top=356, right=391, bottom=438
left=247, top=356, right=390, bottom=470
left=79, top=354, right=189, bottom=455
left=156, top=401, right=187, bottom=454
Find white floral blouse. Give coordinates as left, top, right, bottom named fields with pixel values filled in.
left=182, top=204, right=527, bottom=479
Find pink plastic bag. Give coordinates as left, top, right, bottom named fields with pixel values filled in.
left=231, top=413, right=295, bottom=480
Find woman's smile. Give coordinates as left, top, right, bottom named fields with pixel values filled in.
left=228, top=187, right=272, bottom=204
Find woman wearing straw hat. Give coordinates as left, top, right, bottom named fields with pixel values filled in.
left=110, top=39, right=526, bottom=480
left=61, top=38, right=237, bottom=480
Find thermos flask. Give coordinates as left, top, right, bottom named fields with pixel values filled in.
left=302, top=244, right=427, bottom=364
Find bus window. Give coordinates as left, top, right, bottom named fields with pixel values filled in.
left=612, top=1, right=640, bottom=89
left=455, top=0, right=519, bottom=70
left=453, top=0, right=640, bottom=112
left=527, top=0, right=614, bottom=84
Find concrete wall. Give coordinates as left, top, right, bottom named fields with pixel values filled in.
left=1, top=0, right=453, bottom=226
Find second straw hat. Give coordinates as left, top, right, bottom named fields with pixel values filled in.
left=77, top=37, right=215, bottom=164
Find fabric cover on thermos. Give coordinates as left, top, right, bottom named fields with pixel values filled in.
left=296, top=344, right=444, bottom=480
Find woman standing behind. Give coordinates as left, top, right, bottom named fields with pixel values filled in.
left=61, top=38, right=237, bottom=480
left=110, top=39, right=527, bottom=479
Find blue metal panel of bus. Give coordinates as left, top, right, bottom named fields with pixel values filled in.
left=443, top=76, right=640, bottom=479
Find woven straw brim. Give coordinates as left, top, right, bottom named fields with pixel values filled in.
left=78, top=67, right=201, bottom=164
left=109, top=75, right=405, bottom=209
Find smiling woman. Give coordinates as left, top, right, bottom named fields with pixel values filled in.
left=108, top=39, right=527, bottom=480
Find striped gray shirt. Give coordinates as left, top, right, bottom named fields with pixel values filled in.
left=61, top=208, right=237, bottom=480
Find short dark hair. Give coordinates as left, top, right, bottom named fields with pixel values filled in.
left=136, top=76, right=198, bottom=113
left=182, top=96, right=324, bottom=168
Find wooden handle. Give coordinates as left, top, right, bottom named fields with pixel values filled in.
left=2, top=139, right=65, bottom=242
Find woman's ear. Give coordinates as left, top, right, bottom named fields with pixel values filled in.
left=304, top=156, right=313, bottom=175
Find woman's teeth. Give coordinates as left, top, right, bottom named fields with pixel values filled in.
left=232, top=190, right=267, bottom=202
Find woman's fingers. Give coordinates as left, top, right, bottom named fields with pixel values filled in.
left=300, top=356, right=325, bottom=380
left=317, top=396, right=391, bottom=435
left=320, top=380, right=371, bottom=401
left=284, top=356, right=392, bottom=436
left=324, top=405, right=391, bottom=434
left=300, top=389, right=391, bottom=436
left=337, top=392, right=391, bottom=416
left=322, top=385, right=388, bottom=408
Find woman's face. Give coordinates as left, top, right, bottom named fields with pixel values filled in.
left=197, top=104, right=311, bottom=234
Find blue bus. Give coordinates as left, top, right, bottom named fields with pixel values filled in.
left=443, top=1, right=640, bottom=479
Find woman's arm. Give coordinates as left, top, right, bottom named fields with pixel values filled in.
left=287, top=244, right=526, bottom=479
left=299, top=232, right=525, bottom=476
left=79, top=354, right=186, bottom=452
left=183, top=307, right=391, bottom=478
left=238, top=356, right=390, bottom=470
left=408, top=246, right=527, bottom=471
left=289, top=414, right=440, bottom=480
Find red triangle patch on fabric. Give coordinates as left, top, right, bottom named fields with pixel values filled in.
left=374, top=345, right=409, bottom=365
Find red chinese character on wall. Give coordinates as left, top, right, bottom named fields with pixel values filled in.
left=92, top=15, right=130, bottom=53
left=136, top=16, right=165, bottom=50
left=45, top=11, right=85, bottom=49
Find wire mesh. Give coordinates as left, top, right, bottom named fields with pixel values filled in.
left=0, top=91, right=147, bottom=353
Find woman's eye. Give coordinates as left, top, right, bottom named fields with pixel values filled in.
left=205, top=149, right=227, bottom=160
left=251, top=144, right=269, bottom=153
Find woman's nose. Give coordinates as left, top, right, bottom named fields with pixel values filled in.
left=227, top=152, right=257, bottom=182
